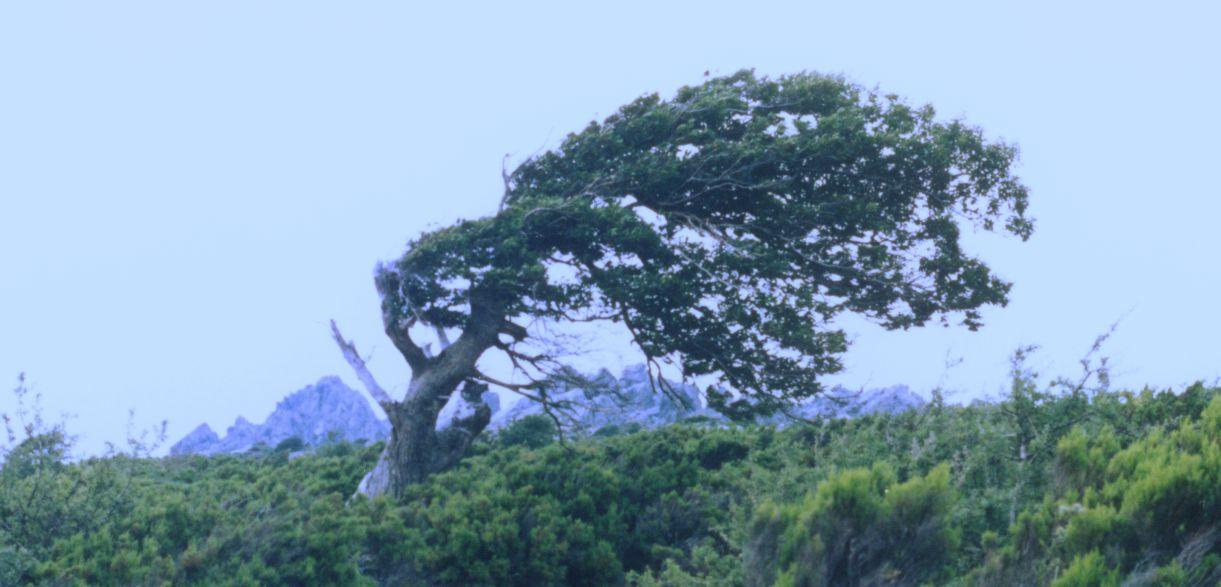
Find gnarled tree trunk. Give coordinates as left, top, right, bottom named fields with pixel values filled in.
left=354, top=379, right=496, bottom=497
left=369, top=383, right=492, bottom=498
left=332, top=290, right=507, bottom=499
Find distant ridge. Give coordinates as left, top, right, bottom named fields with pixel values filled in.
left=489, top=365, right=925, bottom=432
left=171, top=368, right=925, bottom=455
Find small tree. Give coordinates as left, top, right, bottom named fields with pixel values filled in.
left=333, top=70, right=1032, bottom=498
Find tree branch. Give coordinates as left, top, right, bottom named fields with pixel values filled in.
left=403, top=288, right=508, bottom=407
left=473, top=370, right=579, bottom=436
left=373, top=266, right=432, bottom=372
left=381, top=301, right=430, bottom=372
left=472, top=370, right=541, bottom=392
left=330, top=320, right=395, bottom=412
left=433, top=324, right=453, bottom=350
left=499, top=153, right=513, bottom=211
left=499, top=320, right=529, bottom=341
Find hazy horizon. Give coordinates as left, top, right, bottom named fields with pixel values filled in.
left=3, top=1, right=1219, bottom=454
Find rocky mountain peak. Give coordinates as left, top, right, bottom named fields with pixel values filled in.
left=170, top=377, right=390, bottom=456
left=170, top=423, right=220, bottom=456
left=171, top=368, right=926, bottom=456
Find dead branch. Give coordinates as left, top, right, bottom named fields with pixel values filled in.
left=330, top=320, right=396, bottom=411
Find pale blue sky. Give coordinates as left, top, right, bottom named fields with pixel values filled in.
left=2, top=1, right=1218, bottom=453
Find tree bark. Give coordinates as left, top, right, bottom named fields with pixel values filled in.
left=354, top=376, right=493, bottom=499
left=340, top=288, right=507, bottom=499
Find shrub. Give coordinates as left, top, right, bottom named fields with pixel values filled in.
left=746, top=463, right=958, bottom=586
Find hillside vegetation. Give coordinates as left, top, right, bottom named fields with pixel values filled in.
left=2, top=371, right=1218, bottom=585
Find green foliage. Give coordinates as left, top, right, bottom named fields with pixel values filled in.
left=973, top=393, right=1221, bottom=585
left=3, top=380, right=1217, bottom=585
left=273, top=436, right=306, bottom=453
left=1054, top=426, right=1119, bottom=495
left=747, top=463, right=958, bottom=586
left=496, top=414, right=559, bottom=449
left=1147, top=561, right=1189, bottom=586
left=1053, top=551, right=1120, bottom=587
left=378, top=70, right=1031, bottom=419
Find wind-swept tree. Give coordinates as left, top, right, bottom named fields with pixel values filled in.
left=332, top=70, right=1032, bottom=499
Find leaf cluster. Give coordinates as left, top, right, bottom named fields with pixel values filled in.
left=380, top=70, right=1032, bottom=417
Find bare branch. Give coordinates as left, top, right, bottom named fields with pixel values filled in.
left=433, top=324, right=453, bottom=350
left=381, top=306, right=430, bottom=372
left=330, top=320, right=396, bottom=411
left=1053, top=318, right=1123, bottom=396
left=499, top=153, right=513, bottom=211
left=499, top=320, right=529, bottom=341
left=472, top=370, right=580, bottom=437
left=472, top=370, right=540, bottom=392
left=373, top=266, right=432, bottom=372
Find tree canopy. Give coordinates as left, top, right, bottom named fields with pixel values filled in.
left=376, top=70, right=1031, bottom=419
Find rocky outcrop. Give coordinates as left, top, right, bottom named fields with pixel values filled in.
left=170, top=376, right=390, bottom=456
left=489, top=365, right=925, bottom=433
left=489, top=364, right=707, bottom=434
left=171, top=368, right=926, bottom=456
left=170, top=423, right=220, bottom=456
left=776, top=384, right=925, bottom=421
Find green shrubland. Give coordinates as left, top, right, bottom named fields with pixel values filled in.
left=2, top=372, right=1218, bottom=585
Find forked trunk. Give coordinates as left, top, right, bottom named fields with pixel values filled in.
left=355, top=378, right=493, bottom=499
left=334, top=291, right=506, bottom=499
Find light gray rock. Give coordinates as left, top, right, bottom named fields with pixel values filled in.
left=490, top=366, right=926, bottom=433
left=170, top=376, right=390, bottom=456
left=254, top=376, right=389, bottom=446
left=171, top=368, right=927, bottom=457
left=436, top=387, right=501, bottom=431
left=489, top=365, right=707, bottom=434
left=779, top=384, right=925, bottom=421
left=169, top=423, right=220, bottom=456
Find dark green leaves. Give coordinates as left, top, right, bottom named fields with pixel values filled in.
left=388, top=70, right=1032, bottom=417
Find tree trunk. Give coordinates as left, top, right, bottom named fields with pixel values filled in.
left=343, top=340, right=498, bottom=499
left=353, top=377, right=494, bottom=499
left=337, top=289, right=506, bottom=499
